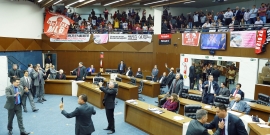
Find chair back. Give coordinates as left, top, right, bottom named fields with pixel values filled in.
left=214, top=96, right=230, bottom=107
left=105, top=69, right=112, bottom=73
left=184, top=105, right=202, bottom=119
left=257, top=93, right=270, bottom=106
left=115, top=77, right=122, bottom=82
left=138, top=80, right=144, bottom=94
left=188, top=94, right=202, bottom=102
left=129, top=77, right=136, bottom=85
left=136, top=74, right=143, bottom=79
left=112, top=69, right=118, bottom=73
left=181, top=88, right=189, bottom=98
left=173, top=101, right=181, bottom=114
left=145, top=76, right=152, bottom=81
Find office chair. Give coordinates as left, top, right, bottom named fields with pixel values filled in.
left=111, top=69, right=118, bottom=73
left=138, top=80, right=145, bottom=101
left=135, top=74, right=143, bottom=79
left=184, top=105, right=202, bottom=119
left=257, top=93, right=270, bottom=106
left=115, top=77, right=122, bottom=82
left=105, top=69, right=112, bottom=73
left=129, top=77, right=136, bottom=85
left=214, top=96, right=230, bottom=107
left=160, top=85, right=166, bottom=94
left=145, top=76, right=152, bottom=81
left=181, top=88, right=189, bottom=98
left=93, top=77, right=104, bottom=85
left=188, top=94, right=202, bottom=102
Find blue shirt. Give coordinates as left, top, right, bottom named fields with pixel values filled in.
left=14, top=86, right=20, bottom=104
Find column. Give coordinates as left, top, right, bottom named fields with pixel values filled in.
left=153, top=7, right=162, bottom=34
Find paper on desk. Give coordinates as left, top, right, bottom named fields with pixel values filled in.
left=143, top=80, right=148, bottom=82
left=257, top=124, right=270, bottom=128
left=126, top=99, right=136, bottom=103
left=173, top=116, right=184, bottom=121
left=153, top=110, right=163, bottom=114
left=149, top=108, right=158, bottom=111
left=228, top=110, right=242, bottom=116
left=204, top=105, right=212, bottom=109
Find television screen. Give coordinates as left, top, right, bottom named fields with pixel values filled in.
left=200, top=33, right=226, bottom=50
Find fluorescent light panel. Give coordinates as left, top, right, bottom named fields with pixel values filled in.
left=184, top=1, right=195, bottom=4
left=38, top=0, right=42, bottom=2
left=67, top=0, right=86, bottom=7
left=144, top=0, right=168, bottom=5
left=76, top=0, right=96, bottom=7
left=104, top=0, right=123, bottom=6
left=54, top=0, right=62, bottom=5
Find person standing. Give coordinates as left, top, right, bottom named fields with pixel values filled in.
left=60, top=94, right=96, bottom=135
left=20, top=70, right=39, bottom=113
left=202, top=75, right=219, bottom=104
left=99, top=81, right=117, bottom=134
left=27, top=64, right=33, bottom=74
left=152, top=65, right=159, bottom=82
left=165, top=63, right=175, bottom=88
left=249, top=5, right=258, bottom=24
left=4, top=78, right=30, bottom=135
left=211, top=65, right=220, bottom=83
left=258, top=3, right=267, bottom=23
left=72, top=62, right=87, bottom=81
left=117, top=60, right=126, bottom=74
left=189, top=62, right=196, bottom=89
left=8, top=64, right=22, bottom=83
left=224, top=8, right=233, bottom=25
left=32, top=65, right=46, bottom=103
left=45, top=55, right=52, bottom=64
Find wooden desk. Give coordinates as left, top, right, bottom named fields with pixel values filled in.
left=65, top=75, right=94, bottom=82
left=125, top=100, right=192, bottom=135
left=117, top=74, right=160, bottom=97
left=77, top=82, right=104, bottom=109
left=248, top=123, right=270, bottom=135
left=254, top=84, right=270, bottom=100
left=188, top=90, right=202, bottom=95
left=113, top=81, right=138, bottom=101
left=44, top=80, right=73, bottom=95
left=248, top=102, right=270, bottom=122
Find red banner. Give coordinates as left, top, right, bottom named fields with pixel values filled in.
left=43, top=12, right=74, bottom=39
left=255, top=30, right=266, bottom=54
left=182, top=33, right=201, bottom=46
left=158, top=34, right=171, bottom=39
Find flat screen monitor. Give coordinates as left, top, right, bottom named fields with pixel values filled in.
left=200, top=33, right=226, bottom=50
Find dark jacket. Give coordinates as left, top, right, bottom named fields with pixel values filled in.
left=55, top=74, right=66, bottom=80
left=126, top=70, right=133, bottom=77
left=158, top=75, right=167, bottom=85
left=186, top=119, right=221, bottom=135
left=189, top=65, right=196, bottom=78
left=72, top=66, right=87, bottom=80
left=117, top=63, right=126, bottom=72
left=166, top=68, right=175, bottom=85
left=61, top=103, right=96, bottom=135
left=211, top=69, right=220, bottom=81
left=8, top=69, right=22, bottom=82
left=100, top=87, right=117, bottom=109
left=202, top=81, right=220, bottom=95
left=230, top=88, right=244, bottom=100
left=218, top=87, right=230, bottom=97
left=204, top=113, right=248, bottom=135
left=168, top=79, right=183, bottom=96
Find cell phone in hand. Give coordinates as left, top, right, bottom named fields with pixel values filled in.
left=61, top=97, right=63, bottom=103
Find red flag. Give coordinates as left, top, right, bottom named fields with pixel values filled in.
left=43, top=11, right=74, bottom=39
left=255, top=30, right=266, bottom=54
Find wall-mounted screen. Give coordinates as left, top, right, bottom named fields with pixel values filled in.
left=200, top=33, right=226, bottom=50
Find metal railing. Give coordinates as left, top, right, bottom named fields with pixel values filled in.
left=7, top=56, right=28, bottom=70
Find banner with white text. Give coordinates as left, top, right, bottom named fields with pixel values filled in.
left=50, top=34, right=91, bottom=42
left=109, top=34, right=152, bottom=43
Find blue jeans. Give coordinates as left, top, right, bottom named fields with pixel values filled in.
left=245, top=20, right=250, bottom=24
left=260, top=16, right=266, bottom=23
left=188, top=22, right=192, bottom=28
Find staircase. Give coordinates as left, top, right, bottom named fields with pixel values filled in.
left=7, top=56, right=28, bottom=70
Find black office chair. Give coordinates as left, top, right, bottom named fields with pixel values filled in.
left=129, top=77, right=136, bottom=85
left=138, top=80, right=145, bottom=101
left=93, top=77, right=104, bottom=85
left=145, top=76, right=152, bottom=81
left=181, top=88, right=189, bottom=98
left=188, top=94, right=202, bottom=102
left=87, top=72, right=91, bottom=76
left=256, top=93, right=269, bottom=106
left=135, top=74, right=143, bottom=79
left=184, top=105, right=202, bottom=119
left=111, top=69, right=118, bottom=73
left=115, top=77, right=122, bottom=82
left=214, top=96, right=230, bottom=107
left=105, top=69, right=112, bottom=73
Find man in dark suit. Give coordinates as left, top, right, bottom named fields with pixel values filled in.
left=60, top=94, right=96, bottom=135
left=72, top=62, right=87, bottom=81
left=8, top=64, right=22, bottom=83
left=32, top=65, right=47, bottom=103
left=117, top=60, right=126, bottom=74
left=20, top=70, right=39, bottom=113
left=158, top=72, right=167, bottom=88
left=159, top=73, right=183, bottom=107
left=165, top=63, right=175, bottom=88
left=55, top=69, right=66, bottom=80
left=45, top=55, right=52, bottom=64
left=151, top=65, right=159, bottom=82
left=189, top=62, right=196, bottom=89
left=211, top=65, right=220, bottom=82
left=99, top=81, right=117, bottom=134
left=218, top=82, right=230, bottom=97
left=202, top=75, right=219, bottom=104
left=230, top=83, right=244, bottom=100
left=186, top=109, right=222, bottom=135
left=125, top=67, right=133, bottom=77
left=4, top=78, right=30, bottom=135
left=234, top=6, right=241, bottom=21
left=229, top=94, right=250, bottom=114
left=135, top=68, right=143, bottom=78
left=204, top=103, right=248, bottom=135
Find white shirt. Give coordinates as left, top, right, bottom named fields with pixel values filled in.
left=224, top=11, right=233, bottom=18
left=224, top=113, right=229, bottom=135
left=193, top=14, right=199, bottom=22
left=209, top=81, right=214, bottom=94
left=159, top=76, right=164, bottom=83
left=255, top=20, right=263, bottom=26
left=126, top=70, right=130, bottom=76
left=244, top=12, right=250, bottom=21
left=202, top=23, right=211, bottom=28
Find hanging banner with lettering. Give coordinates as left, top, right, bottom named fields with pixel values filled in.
left=44, top=11, right=74, bottom=39
left=230, top=31, right=257, bottom=48
left=108, top=34, right=152, bottom=43
left=93, top=34, right=108, bottom=44
left=182, top=33, right=200, bottom=46
left=50, top=34, right=91, bottom=42
left=255, top=30, right=266, bottom=54
left=158, top=34, right=171, bottom=45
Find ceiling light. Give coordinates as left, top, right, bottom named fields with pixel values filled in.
left=53, top=0, right=62, bottom=5
left=67, top=1, right=78, bottom=7
left=38, top=0, right=42, bottom=2
left=144, top=0, right=168, bottom=5
left=104, top=0, right=123, bottom=6
left=184, top=1, right=195, bottom=4
left=76, top=0, right=96, bottom=7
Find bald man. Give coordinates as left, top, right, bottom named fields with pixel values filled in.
left=55, top=69, right=66, bottom=80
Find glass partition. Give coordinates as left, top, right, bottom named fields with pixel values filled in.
left=258, top=59, right=270, bottom=84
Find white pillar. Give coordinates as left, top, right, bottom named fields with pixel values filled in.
left=153, top=7, right=163, bottom=34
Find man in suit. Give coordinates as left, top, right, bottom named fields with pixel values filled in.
left=186, top=109, right=222, bottom=135
left=27, top=64, right=33, bottom=74
left=45, top=55, right=52, bottom=64
left=117, top=60, right=126, bottom=74
left=159, top=73, right=183, bottom=107
left=176, top=68, right=184, bottom=80
left=135, top=68, right=143, bottom=78
left=8, top=64, right=22, bottom=83
left=234, top=6, right=241, bottom=21
left=189, top=62, right=196, bottom=89
left=211, top=65, right=220, bottom=83
left=229, top=94, right=250, bottom=114
left=87, top=65, right=95, bottom=73
left=99, top=81, right=117, bottom=134
left=55, top=69, right=66, bottom=80
left=218, top=82, right=230, bottom=97
left=125, top=67, right=133, bottom=77
left=72, top=62, right=87, bottom=81
left=158, top=72, right=167, bottom=88
left=152, top=65, right=159, bottom=82
left=165, top=63, right=175, bottom=88
left=202, top=75, right=219, bottom=104
left=20, top=70, right=39, bottom=113
left=261, top=63, right=270, bottom=77
left=32, top=65, right=46, bottom=103
left=204, top=103, right=248, bottom=135
left=230, top=83, right=244, bottom=100
left=197, top=79, right=203, bottom=92
left=4, top=78, right=30, bottom=135
left=60, top=94, right=96, bottom=135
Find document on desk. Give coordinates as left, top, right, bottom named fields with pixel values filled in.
left=126, top=99, right=136, bottom=103
left=228, top=110, right=242, bottom=116
left=204, top=105, right=212, bottom=109
left=173, top=116, right=184, bottom=121
left=257, top=124, right=270, bottom=128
